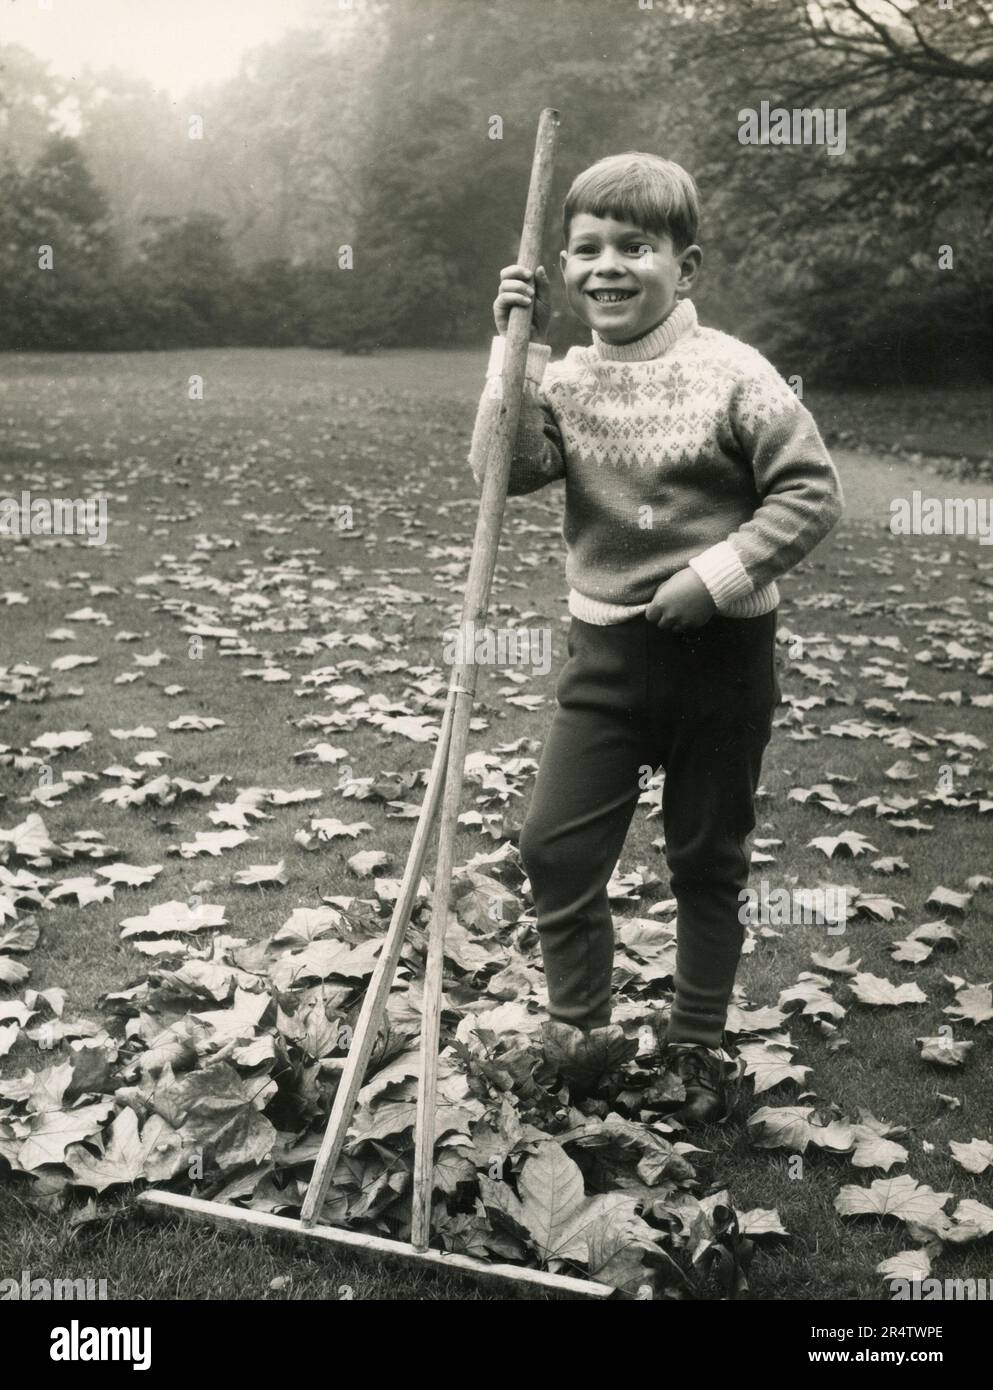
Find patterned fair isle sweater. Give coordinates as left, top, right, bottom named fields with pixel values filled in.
left=468, top=298, right=844, bottom=624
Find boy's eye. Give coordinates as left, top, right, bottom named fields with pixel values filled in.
left=571, top=242, right=654, bottom=256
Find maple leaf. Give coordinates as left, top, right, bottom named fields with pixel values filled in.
left=271, top=906, right=344, bottom=947
left=850, top=1117, right=909, bottom=1171
left=232, top=860, right=287, bottom=886
left=266, top=787, right=322, bottom=806
left=848, top=973, right=927, bottom=1007
left=0, top=814, right=63, bottom=861
left=18, top=1102, right=116, bottom=1172
left=348, top=1100, right=475, bottom=1146
left=477, top=1173, right=531, bottom=1241
left=852, top=892, right=904, bottom=922
left=455, top=1000, right=540, bottom=1048
left=738, top=1041, right=811, bottom=1094
left=883, top=760, right=917, bottom=781
left=356, top=1048, right=421, bottom=1106
left=47, top=876, right=116, bottom=907
left=442, top=919, right=506, bottom=975
left=120, top=900, right=227, bottom=938
left=153, top=1061, right=276, bottom=1167
left=64, top=607, right=109, bottom=624
left=916, top=1033, right=973, bottom=1067
left=949, top=1138, right=993, bottom=1174
left=0, top=922, right=40, bottom=956
left=310, top=818, right=372, bottom=841
left=454, top=871, right=521, bottom=931
left=0, top=957, right=30, bottom=985
left=950, top=1200, right=993, bottom=1238
left=347, top=849, right=390, bottom=877
left=877, top=1249, right=931, bottom=1284
left=166, top=714, right=225, bottom=732
left=778, top=978, right=846, bottom=1020
left=94, top=863, right=163, bottom=888
left=293, top=742, right=350, bottom=764
left=748, top=1106, right=855, bottom=1154
left=373, top=875, right=431, bottom=906
left=835, top=1175, right=953, bottom=1225
left=736, top=1208, right=788, bottom=1238
left=30, top=730, right=93, bottom=753
left=810, top=947, right=860, bottom=975
left=926, top=885, right=972, bottom=913
left=194, top=987, right=271, bottom=1042
left=871, top=856, right=909, bottom=875
left=367, top=712, right=439, bottom=743
left=0, top=1000, right=37, bottom=1027
left=272, top=936, right=382, bottom=989
left=890, top=920, right=958, bottom=965
left=583, top=1198, right=661, bottom=1295
left=176, top=829, right=256, bottom=858
left=943, top=982, right=993, bottom=1025
left=807, top=831, right=878, bottom=859
left=51, top=653, right=98, bottom=672
left=725, top=1001, right=789, bottom=1034
left=66, top=1109, right=185, bottom=1191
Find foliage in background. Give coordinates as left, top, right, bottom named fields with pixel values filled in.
left=0, top=0, right=990, bottom=380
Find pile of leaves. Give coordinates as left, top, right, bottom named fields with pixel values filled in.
left=0, top=823, right=794, bottom=1298
left=3, top=791, right=993, bottom=1296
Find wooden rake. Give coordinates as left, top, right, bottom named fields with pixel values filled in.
left=141, top=109, right=613, bottom=1298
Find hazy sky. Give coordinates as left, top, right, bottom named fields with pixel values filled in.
left=0, top=0, right=333, bottom=97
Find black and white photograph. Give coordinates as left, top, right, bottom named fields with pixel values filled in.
left=0, top=0, right=990, bottom=1346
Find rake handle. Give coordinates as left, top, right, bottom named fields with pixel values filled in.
left=410, top=107, right=561, bottom=1251
left=299, top=687, right=458, bottom=1225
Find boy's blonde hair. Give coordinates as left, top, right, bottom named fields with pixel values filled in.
left=562, top=152, right=700, bottom=251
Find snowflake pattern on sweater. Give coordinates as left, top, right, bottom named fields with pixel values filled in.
left=469, top=298, right=844, bottom=624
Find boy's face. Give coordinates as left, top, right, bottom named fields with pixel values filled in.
left=559, top=214, right=701, bottom=345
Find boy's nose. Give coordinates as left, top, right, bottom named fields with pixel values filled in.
left=590, top=249, right=625, bottom=274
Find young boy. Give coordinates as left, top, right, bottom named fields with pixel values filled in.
left=468, top=152, right=843, bottom=1124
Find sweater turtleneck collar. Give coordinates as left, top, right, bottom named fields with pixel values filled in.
left=591, top=296, right=697, bottom=361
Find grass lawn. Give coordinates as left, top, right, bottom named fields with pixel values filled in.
left=0, top=347, right=991, bottom=1301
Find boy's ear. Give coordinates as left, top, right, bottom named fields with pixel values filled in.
left=558, top=248, right=568, bottom=279
left=677, top=244, right=703, bottom=294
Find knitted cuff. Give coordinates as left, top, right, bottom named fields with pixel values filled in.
left=568, top=589, right=648, bottom=625
left=687, top=541, right=755, bottom=610
left=486, top=335, right=552, bottom=390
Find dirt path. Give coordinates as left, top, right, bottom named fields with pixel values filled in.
left=828, top=448, right=993, bottom=523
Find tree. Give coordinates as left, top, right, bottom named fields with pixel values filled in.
left=0, top=136, right=123, bottom=349
left=0, top=44, right=64, bottom=170
left=124, top=212, right=240, bottom=348
left=638, top=0, right=993, bottom=381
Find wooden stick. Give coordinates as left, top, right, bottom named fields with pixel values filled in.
left=139, top=1191, right=613, bottom=1299
left=410, top=108, right=561, bottom=1252
left=298, top=682, right=458, bottom=1226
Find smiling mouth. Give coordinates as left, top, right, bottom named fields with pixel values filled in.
left=587, top=289, right=638, bottom=304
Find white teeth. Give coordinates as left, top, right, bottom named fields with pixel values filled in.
left=590, top=291, right=635, bottom=303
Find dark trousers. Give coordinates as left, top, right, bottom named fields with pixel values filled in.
left=518, top=612, right=780, bottom=1049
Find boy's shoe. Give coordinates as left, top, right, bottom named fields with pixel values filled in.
left=665, top=1043, right=732, bottom=1126
left=540, top=1019, right=636, bottom=1102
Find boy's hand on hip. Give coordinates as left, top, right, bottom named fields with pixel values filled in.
left=645, top=569, right=717, bottom=632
